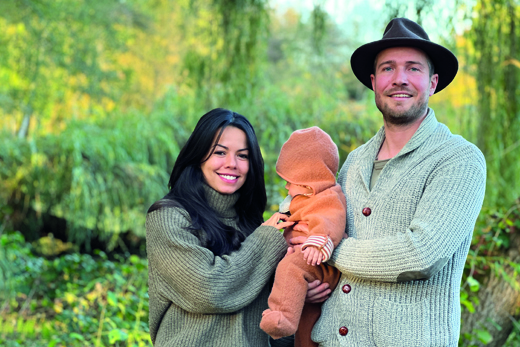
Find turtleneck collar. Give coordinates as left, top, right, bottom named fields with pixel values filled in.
left=202, top=183, right=239, bottom=219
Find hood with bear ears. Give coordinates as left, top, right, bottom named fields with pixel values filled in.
left=276, top=126, right=339, bottom=196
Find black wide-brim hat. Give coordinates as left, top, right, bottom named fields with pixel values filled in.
left=351, top=18, right=458, bottom=94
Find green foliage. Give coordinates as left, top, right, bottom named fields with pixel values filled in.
left=0, top=0, right=148, bottom=137
left=0, top=0, right=519, bottom=345
left=0, top=231, right=151, bottom=347
left=469, top=0, right=520, bottom=208
left=460, top=199, right=520, bottom=346
left=0, top=108, right=178, bottom=248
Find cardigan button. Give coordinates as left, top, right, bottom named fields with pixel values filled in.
left=342, top=284, right=351, bottom=294
left=339, top=326, right=348, bottom=336
left=362, top=207, right=371, bottom=216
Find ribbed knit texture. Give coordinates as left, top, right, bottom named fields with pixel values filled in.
left=146, top=184, right=293, bottom=347
left=313, top=109, right=486, bottom=347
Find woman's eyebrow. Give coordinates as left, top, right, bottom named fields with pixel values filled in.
left=215, top=144, right=249, bottom=151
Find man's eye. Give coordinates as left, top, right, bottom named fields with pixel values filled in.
left=382, top=67, right=392, bottom=72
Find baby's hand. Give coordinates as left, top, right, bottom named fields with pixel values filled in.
left=303, top=246, right=323, bottom=266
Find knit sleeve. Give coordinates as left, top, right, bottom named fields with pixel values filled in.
left=330, top=145, right=486, bottom=282
left=146, top=207, right=287, bottom=314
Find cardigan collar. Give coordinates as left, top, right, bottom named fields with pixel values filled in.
left=371, top=108, right=438, bottom=159
left=359, top=108, right=439, bottom=190
left=202, top=183, right=239, bottom=218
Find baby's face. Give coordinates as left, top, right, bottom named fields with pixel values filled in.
left=285, top=181, right=313, bottom=197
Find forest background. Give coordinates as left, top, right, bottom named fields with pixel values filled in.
left=0, top=0, right=519, bottom=346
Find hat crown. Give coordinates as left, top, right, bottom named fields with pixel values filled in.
left=382, top=18, right=430, bottom=42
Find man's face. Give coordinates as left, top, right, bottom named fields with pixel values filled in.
left=370, top=47, right=439, bottom=126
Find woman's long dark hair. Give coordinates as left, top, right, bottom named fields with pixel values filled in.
left=148, top=108, right=267, bottom=256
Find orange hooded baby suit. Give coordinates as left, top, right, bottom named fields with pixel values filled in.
left=260, top=127, right=346, bottom=347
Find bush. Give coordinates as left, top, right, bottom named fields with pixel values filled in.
left=0, top=231, right=151, bottom=347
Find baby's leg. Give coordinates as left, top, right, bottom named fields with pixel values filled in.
left=295, top=265, right=340, bottom=347
left=260, top=248, right=327, bottom=340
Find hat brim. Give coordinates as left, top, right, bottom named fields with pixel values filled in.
left=350, top=38, right=458, bottom=94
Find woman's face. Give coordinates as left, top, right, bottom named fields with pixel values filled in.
left=201, top=126, right=249, bottom=194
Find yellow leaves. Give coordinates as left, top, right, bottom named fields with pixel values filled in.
left=64, top=292, right=77, bottom=305
left=31, top=235, right=77, bottom=256
left=430, top=70, right=477, bottom=109
left=102, top=97, right=116, bottom=112
left=503, top=58, right=520, bottom=69
left=54, top=300, right=64, bottom=314
left=283, top=8, right=301, bottom=27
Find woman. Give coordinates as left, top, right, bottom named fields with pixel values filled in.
left=146, top=108, right=294, bottom=346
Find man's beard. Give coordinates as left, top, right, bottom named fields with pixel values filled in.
left=375, top=91, right=429, bottom=126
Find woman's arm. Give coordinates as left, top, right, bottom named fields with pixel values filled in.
left=146, top=207, right=288, bottom=314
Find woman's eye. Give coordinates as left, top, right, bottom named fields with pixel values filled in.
left=238, top=154, right=249, bottom=160
left=214, top=151, right=226, bottom=156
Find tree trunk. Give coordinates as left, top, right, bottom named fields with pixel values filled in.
left=474, top=0, right=493, bottom=156
left=461, top=229, right=520, bottom=346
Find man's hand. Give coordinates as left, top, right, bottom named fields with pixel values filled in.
left=305, top=280, right=331, bottom=303
left=303, top=246, right=323, bottom=266
left=262, top=212, right=294, bottom=230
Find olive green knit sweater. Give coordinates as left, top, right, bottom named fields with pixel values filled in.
left=146, top=185, right=293, bottom=346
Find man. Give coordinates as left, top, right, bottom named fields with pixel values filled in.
left=310, top=18, right=486, bottom=346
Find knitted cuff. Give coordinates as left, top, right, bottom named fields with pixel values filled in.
left=301, top=235, right=334, bottom=262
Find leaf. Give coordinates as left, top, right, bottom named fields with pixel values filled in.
left=129, top=255, right=140, bottom=264
left=486, top=317, right=503, bottom=331
left=109, top=329, right=129, bottom=344
left=461, top=300, right=475, bottom=313
left=107, top=291, right=118, bottom=307
left=476, top=328, right=493, bottom=344
left=69, top=332, right=85, bottom=341
left=467, top=276, right=480, bottom=292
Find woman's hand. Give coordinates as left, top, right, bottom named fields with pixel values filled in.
left=305, top=280, right=331, bottom=304
left=262, top=212, right=294, bottom=230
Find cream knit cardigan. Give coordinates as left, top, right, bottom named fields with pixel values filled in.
left=312, top=109, right=486, bottom=347
left=146, top=185, right=293, bottom=346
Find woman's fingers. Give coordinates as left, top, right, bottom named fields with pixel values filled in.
left=262, top=213, right=294, bottom=230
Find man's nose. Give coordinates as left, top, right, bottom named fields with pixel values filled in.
left=392, top=67, right=408, bottom=86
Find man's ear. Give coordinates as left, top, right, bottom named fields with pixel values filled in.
left=370, top=74, right=376, bottom=90
left=429, top=74, right=439, bottom=96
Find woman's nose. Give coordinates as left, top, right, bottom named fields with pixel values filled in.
left=225, top=155, right=236, bottom=168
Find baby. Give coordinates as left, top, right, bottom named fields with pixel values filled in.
left=260, top=127, right=346, bottom=347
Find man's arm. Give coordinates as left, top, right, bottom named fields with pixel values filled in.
left=330, top=146, right=486, bottom=282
